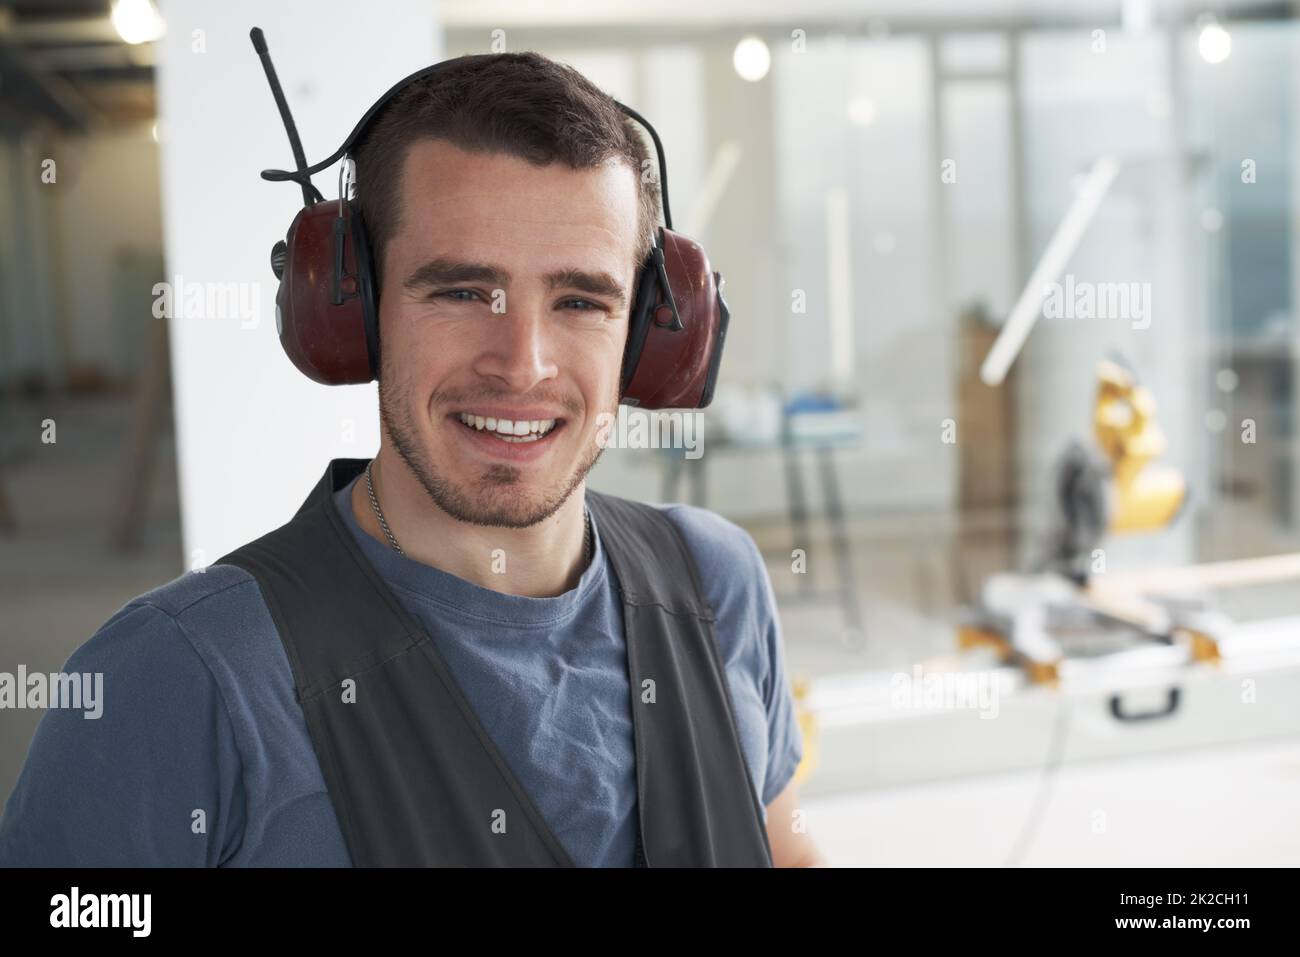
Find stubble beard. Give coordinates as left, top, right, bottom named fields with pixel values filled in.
left=377, top=359, right=618, bottom=530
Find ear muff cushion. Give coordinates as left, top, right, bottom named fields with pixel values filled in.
left=698, top=272, right=730, bottom=408
left=620, top=257, right=660, bottom=398
left=348, top=203, right=381, bottom=379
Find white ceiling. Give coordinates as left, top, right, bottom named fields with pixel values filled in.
left=439, top=0, right=1293, bottom=29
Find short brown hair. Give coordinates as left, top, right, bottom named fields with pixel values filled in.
left=352, top=51, right=659, bottom=291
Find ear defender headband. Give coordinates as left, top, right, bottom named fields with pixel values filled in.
left=250, top=27, right=730, bottom=409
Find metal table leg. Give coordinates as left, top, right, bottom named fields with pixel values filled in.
left=783, top=441, right=813, bottom=598
left=816, top=444, right=862, bottom=633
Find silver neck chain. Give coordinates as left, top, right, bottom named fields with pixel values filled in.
left=364, top=459, right=403, bottom=555
left=364, top=459, right=593, bottom=568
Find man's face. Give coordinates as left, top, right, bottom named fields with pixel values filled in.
left=376, top=138, right=640, bottom=529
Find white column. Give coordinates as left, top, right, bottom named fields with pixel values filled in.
left=155, top=0, right=441, bottom=564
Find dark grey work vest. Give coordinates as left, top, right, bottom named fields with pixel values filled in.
left=217, top=458, right=774, bottom=867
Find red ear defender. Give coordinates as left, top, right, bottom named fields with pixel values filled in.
left=272, top=199, right=378, bottom=385
left=620, top=228, right=730, bottom=409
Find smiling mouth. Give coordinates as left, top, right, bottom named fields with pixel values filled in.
left=455, top=412, right=563, bottom=444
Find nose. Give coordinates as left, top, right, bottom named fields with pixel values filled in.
left=472, top=300, right=559, bottom=393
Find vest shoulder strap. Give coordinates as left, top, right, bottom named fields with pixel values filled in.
left=585, top=488, right=774, bottom=867
left=585, top=490, right=715, bottom=619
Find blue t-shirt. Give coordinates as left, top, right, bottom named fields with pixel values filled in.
left=0, top=475, right=802, bottom=867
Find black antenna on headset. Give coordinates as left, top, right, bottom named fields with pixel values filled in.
left=250, top=27, right=323, bottom=206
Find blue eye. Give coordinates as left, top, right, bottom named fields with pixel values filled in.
left=562, top=299, right=600, bottom=311
left=441, top=289, right=480, bottom=302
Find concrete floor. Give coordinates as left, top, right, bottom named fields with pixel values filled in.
left=807, top=735, right=1300, bottom=867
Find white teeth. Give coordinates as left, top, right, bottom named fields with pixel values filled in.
left=457, top=413, right=558, bottom=439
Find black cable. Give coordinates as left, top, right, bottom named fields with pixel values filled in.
left=1003, top=691, right=1072, bottom=867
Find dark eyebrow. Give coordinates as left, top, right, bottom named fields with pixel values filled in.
left=544, top=268, right=626, bottom=308
left=403, top=259, right=510, bottom=290
left=403, top=258, right=626, bottom=308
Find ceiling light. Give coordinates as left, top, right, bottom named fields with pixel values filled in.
left=733, top=36, right=770, bottom=82
left=111, top=0, right=166, bottom=45
left=1198, top=19, right=1231, bottom=64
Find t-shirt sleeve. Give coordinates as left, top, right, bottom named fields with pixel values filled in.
left=746, top=532, right=804, bottom=806
left=0, top=601, right=246, bottom=867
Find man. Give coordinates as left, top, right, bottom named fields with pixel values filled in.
left=0, top=51, right=825, bottom=868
